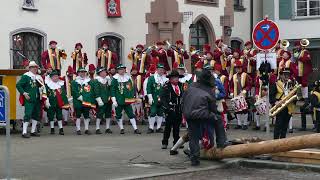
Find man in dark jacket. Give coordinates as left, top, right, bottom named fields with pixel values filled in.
left=160, top=70, right=184, bottom=149
left=182, top=70, right=218, bottom=166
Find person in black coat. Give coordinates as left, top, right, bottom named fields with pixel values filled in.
left=182, top=70, right=218, bottom=166
left=310, top=80, right=320, bottom=133
left=160, top=70, right=184, bottom=149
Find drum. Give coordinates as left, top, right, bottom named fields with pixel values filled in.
left=231, top=95, right=248, bottom=112
left=255, top=97, right=267, bottom=115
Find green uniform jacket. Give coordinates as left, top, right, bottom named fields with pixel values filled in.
left=46, top=84, right=69, bottom=108
left=147, top=75, right=167, bottom=104
left=16, top=73, right=41, bottom=103
left=71, top=78, right=95, bottom=109
left=111, top=74, right=135, bottom=106
left=91, top=77, right=111, bottom=104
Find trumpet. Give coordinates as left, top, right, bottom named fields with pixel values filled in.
left=269, top=84, right=302, bottom=117
left=300, top=38, right=309, bottom=47
left=280, top=40, right=290, bottom=50
left=165, top=40, right=180, bottom=52
left=189, top=46, right=200, bottom=56
left=58, top=47, right=67, bottom=59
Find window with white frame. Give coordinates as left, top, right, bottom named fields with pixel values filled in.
left=296, top=0, right=320, bottom=17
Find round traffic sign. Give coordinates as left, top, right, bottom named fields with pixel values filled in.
left=252, top=18, right=280, bottom=50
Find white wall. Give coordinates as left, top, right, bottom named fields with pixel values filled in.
left=232, top=0, right=251, bottom=43
left=274, top=0, right=320, bottom=40
left=0, top=0, right=152, bottom=72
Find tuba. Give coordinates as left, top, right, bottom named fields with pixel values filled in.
left=300, top=39, right=309, bottom=47
left=280, top=40, right=290, bottom=50
left=269, top=84, right=302, bottom=117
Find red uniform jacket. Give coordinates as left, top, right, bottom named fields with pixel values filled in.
left=167, top=49, right=189, bottom=66
left=151, top=48, right=170, bottom=71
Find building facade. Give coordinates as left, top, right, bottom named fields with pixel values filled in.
left=0, top=0, right=256, bottom=120
left=264, top=0, right=320, bottom=82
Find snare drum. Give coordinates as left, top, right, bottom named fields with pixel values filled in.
left=231, top=95, right=248, bottom=112
left=255, top=97, right=267, bottom=115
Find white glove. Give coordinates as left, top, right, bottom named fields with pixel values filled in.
left=68, top=98, right=73, bottom=103
left=148, top=94, right=154, bottom=105
left=230, top=93, right=234, bottom=98
left=241, top=90, right=247, bottom=96
left=96, top=97, right=104, bottom=107
left=45, top=99, right=50, bottom=109
left=23, top=92, right=30, bottom=100
left=111, top=97, right=118, bottom=108
left=77, top=95, right=83, bottom=102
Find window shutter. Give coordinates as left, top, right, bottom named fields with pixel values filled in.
left=279, top=0, right=293, bottom=19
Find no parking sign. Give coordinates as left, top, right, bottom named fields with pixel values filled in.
left=252, top=17, right=280, bottom=50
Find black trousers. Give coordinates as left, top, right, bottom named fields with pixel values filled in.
left=187, top=119, right=202, bottom=162
left=274, top=107, right=291, bottom=139
left=213, top=114, right=227, bottom=147
left=162, top=112, right=182, bottom=145
left=316, top=111, right=320, bottom=133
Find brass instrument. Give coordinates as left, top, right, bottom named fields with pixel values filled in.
left=280, top=39, right=290, bottom=50
left=189, top=46, right=200, bottom=56
left=59, top=48, right=67, bottom=59
left=300, top=38, right=309, bottom=47
left=269, top=84, right=302, bottom=117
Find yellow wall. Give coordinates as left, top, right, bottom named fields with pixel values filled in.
left=2, top=76, right=17, bottom=120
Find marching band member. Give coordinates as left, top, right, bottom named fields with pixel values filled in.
left=45, top=70, right=69, bottom=135
left=203, top=51, right=216, bottom=68
left=213, top=63, right=229, bottom=129
left=96, top=40, right=119, bottom=69
left=146, top=64, right=168, bottom=134
left=91, top=67, right=113, bottom=134
left=160, top=70, right=184, bottom=149
left=88, top=64, right=96, bottom=80
left=111, top=64, right=141, bottom=134
left=278, top=50, right=297, bottom=78
left=151, top=41, right=170, bottom=71
left=41, top=40, right=67, bottom=72
left=167, top=40, right=189, bottom=66
left=310, top=80, right=320, bottom=133
left=193, top=60, right=204, bottom=82
left=254, top=77, right=268, bottom=131
left=230, top=60, right=251, bottom=130
left=177, top=64, right=193, bottom=90
left=296, top=39, right=313, bottom=100
left=214, top=39, right=228, bottom=75
left=228, top=49, right=242, bottom=80
left=71, top=43, right=88, bottom=72
left=62, top=66, right=75, bottom=125
left=108, top=64, right=117, bottom=77
left=270, top=68, right=296, bottom=139
left=17, top=61, right=45, bottom=138
left=242, top=41, right=258, bottom=95
left=71, top=68, right=95, bottom=135
left=130, top=64, right=144, bottom=123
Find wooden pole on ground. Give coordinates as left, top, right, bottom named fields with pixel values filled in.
left=200, top=134, right=320, bottom=160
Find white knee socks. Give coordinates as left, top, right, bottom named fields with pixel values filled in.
left=50, top=121, right=55, bottom=128
left=76, top=118, right=81, bottom=131
left=149, top=117, right=155, bottom=130
left=62, top=109, right=69, bottom=122
left=84, top=119, right=90, bottom=130
left=96, top=118, right=101, bottom=130
left=130, top=118, right=138, bottom=130
left=289, top=117, right=293, bottom=129
left=58, top=120, right=63, bottom=129
left=31, top=120, right=37, bottom=133
left=106, top=118, right=111, bottom=129
left=22, top=122, right=29, bottom=134
left=117, top=119, right=124, bottom=130
left=156, top=116, right=163, bottom=130
left=237, top=114, right=248, bottom=126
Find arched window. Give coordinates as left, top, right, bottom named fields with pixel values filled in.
left=11, top=29, right=45, bottom=69
left=97, top=34, right=122, bottom=64
left=190, top=21, right=209, bottom=51
left=231, top=39, right=242, bottom=50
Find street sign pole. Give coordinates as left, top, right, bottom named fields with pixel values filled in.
left=264, top=50, right=270, bottom=136
left=0, top=86, right=11, bottom=180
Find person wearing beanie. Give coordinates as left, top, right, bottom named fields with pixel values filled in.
left=146, top=64, right=168, bottom=134
left=91, top=67, right=113, bottom=134
left=71, top=68, right=95, bottom=135
left=45, top=70, right=69, bottom=135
